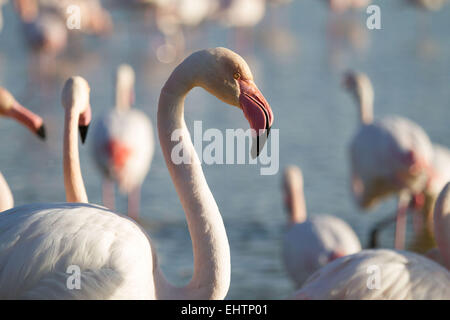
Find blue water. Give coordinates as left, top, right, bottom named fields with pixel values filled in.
left=0, top=1, right=449, bottom=299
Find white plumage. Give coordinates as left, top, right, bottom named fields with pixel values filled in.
left=293, top=249, right=450, bottom=299
left=92, top=108, right=154, bottom=194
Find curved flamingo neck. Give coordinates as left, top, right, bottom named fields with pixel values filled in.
left=115, top=66, right=135, bottom=111
left=0, top=171, right=13, bottom=212
left=154, top=64, right=230, bottom=299
left=63, top=106, right=88, bottom=203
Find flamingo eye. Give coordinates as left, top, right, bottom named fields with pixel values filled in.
left=233, top=72, right=241, bottom=80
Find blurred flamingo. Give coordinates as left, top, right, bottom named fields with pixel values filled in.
left=91, top=65, right=154, bottom=220
left=0, top=0, right=6, bottom=33
left=0, top=86, right=46, bottom=211
left=0, top=48, right=273, bottom=299
left=282, top=165, right=361, bottom=287
left=343, top=71, right=435, bottom=250
left=292, top=182, right=450, bottom=299
left=13, top=0, right=112, bottom=55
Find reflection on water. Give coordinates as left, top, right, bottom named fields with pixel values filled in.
left=0, top=1, right=449, bottom=299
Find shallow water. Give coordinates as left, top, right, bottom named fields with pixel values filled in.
left=0, top=1, right=449, bottom=299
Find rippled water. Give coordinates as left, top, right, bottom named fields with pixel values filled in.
left=0, top=1, right=449, bottom=299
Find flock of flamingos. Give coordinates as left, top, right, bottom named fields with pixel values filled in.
left=0, top=0, right=449, bottom=300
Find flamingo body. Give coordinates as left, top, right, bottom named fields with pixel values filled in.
left=294, top=249, right=450, bottom=299
left=0, top=203, right=155, bottom=299
left=283, top=215, right=361, bottom=287
left=92, top=109, right=154, bottom=193
left=351, top=116, right=434, bottom=208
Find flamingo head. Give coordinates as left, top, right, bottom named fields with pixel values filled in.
left=62, top=76, right=92, bottom=144
left=190, top=48, right=274, bottom=157
left=0, top=87, right=46, bottom=140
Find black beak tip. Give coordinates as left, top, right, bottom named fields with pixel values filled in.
left=36, top=124, right=46, bottom=140
left=79, top=125, right=89, bottom=144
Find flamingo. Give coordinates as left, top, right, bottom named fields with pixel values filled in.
left=91, top=64, right=154, bottom=220
left=282, top=165, right=361, bottom=287
left=343, top=71, right=435, bottom=251
left=0, top=47, right=273, bottom=299
left=13, top=0, right=112, bottom=55
left=292, top=182, right=450, bottom=299
left=0, top=87, right=45, bottom=211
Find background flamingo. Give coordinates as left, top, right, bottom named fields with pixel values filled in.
left=323, top=0, right=371, bottom=13
left=292, top=182, right=450, bottom=299
left=0, top=86, right=46, bottom=211
left=0, top=48, right=273, bottom=299
left=343, top=71, right=435, bottom=251
left=282, top=165, right=361, bottom=287
left=91, top=64, right=154, bottom=220
left=0, top=0, right=6, bottom=33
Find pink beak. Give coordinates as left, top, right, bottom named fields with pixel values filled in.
left=238, top=79, right=274, bottom=157
left=6, top=101, right=46, bottom=140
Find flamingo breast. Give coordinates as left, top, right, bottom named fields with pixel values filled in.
left=294, top=249, right=450, bottom=299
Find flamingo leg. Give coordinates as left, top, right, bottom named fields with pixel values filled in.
left=102, top=178, right=115, bottom=211
left=128, top=185, right=141, bottom=221
left=394, top=192, right=410, bottom=250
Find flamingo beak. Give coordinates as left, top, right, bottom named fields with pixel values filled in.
left=7, top=102, right=46, bottom=140
left=78, top=105, right=92, bottom=144
left=238, top=79, right=274, bottom=158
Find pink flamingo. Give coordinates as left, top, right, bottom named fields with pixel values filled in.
left=292, top=182, right=450, bottom=299
left=343, top=71, right=435, bottom=251
left=0, top=87, right=45, bottom=212
left=282, top=165, right=361, bottom=287
left=91, top=64, right=154, bottom=220
left=0, top=48, right=273, bottom=299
